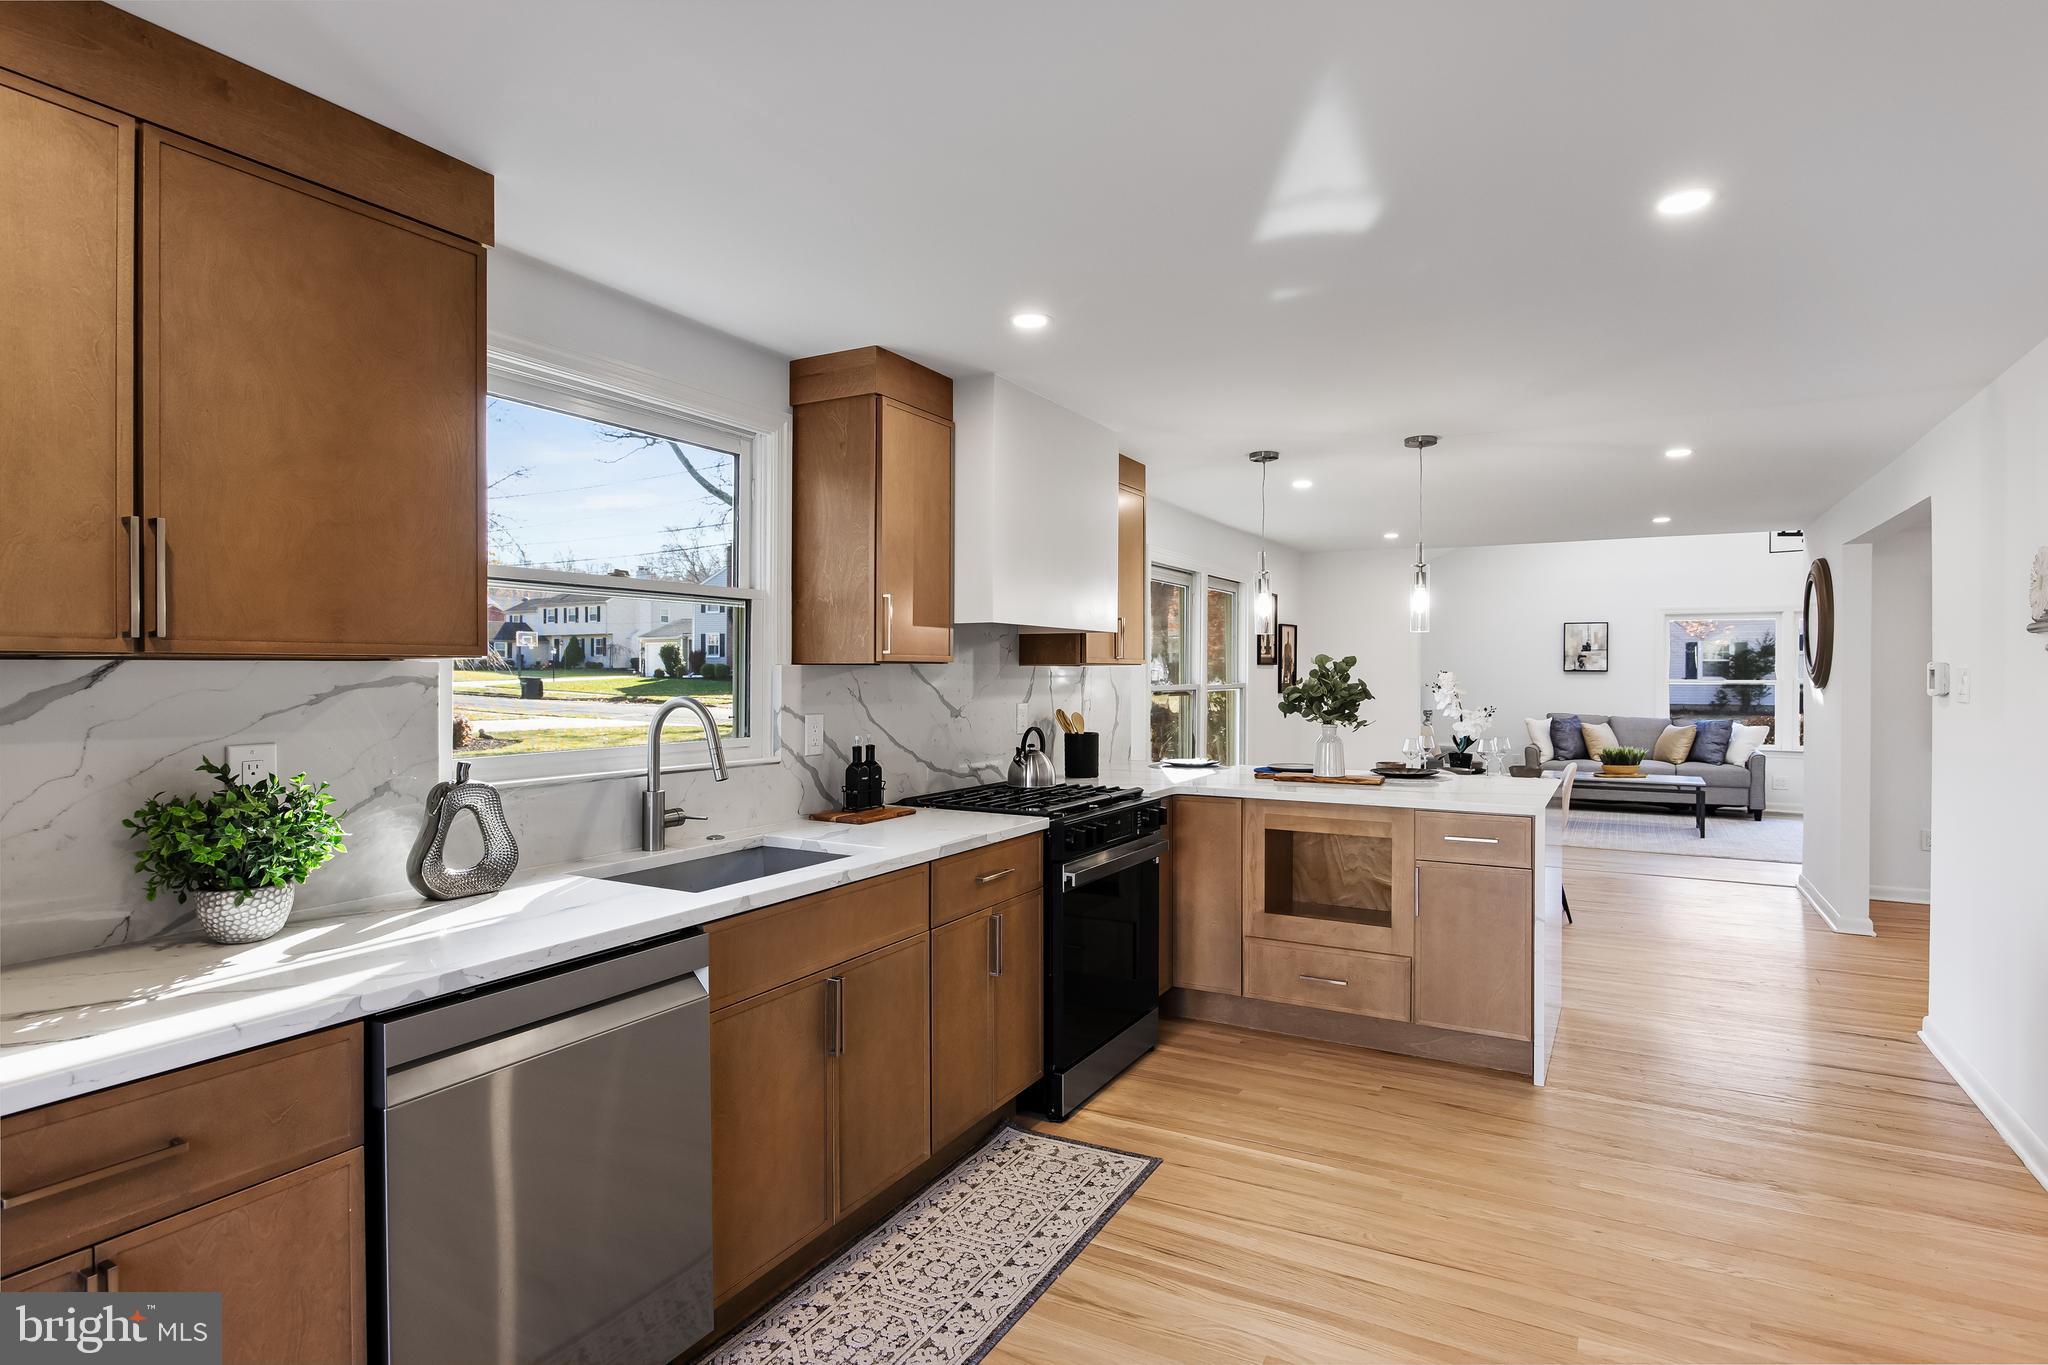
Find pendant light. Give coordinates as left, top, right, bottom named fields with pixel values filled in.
left=1405, top=435, right=1436, bottom=633
left=1249, top=451, right=1280, bottom=633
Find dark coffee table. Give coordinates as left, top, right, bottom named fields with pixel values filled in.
left=1573, top=772, right=1709, bottom=837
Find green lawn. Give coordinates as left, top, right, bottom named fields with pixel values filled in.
left=454, top=669, right=733, bottom=703
left=456, top=720, right=736, bottom=756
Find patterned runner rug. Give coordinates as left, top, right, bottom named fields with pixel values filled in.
left=708, top=1124, right=1158, bottom=1364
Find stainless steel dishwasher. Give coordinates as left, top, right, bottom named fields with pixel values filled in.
left=371, top=932, right=711, bottom=1365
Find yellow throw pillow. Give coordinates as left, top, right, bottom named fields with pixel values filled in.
left=1653, top=724, right=1697, bottom=765
left=1580, top=720, right=1620, bottom=760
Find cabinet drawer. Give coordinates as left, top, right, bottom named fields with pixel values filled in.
left=930, top=835, right=1042, bottom=926
left=0, top=1026, right=363, bottom=1276
left=1244, top=939, right=1410, bottom=1021
left=1414, top=812, right=1532, bottom=868
left=708, top=867, right=928, bottom=1009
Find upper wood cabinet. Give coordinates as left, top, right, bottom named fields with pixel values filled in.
left=0, top=4, right=492, bottom=660
left=1021, top=456, right=1147, bottom=666
left=0, top=74, right=134, bottom=654
left=791, top=347, right=954, bottom=664
left=140, top=131, right=484, bottom=657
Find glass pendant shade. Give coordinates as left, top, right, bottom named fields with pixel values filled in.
left=1253, top=563, right=1275, bottom=633
left=1409, top=560, right=1432, bottom=633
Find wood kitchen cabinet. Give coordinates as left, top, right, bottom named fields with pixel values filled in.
left=1243, top=801, right=1416, bottom=959
left=1414, top=860, right=1533, bottom=1040
left=791, top=347, right=954, bottom=664
left=1020, top=456, right=1148, bottom=666
left=1166, top=796, right=1245, bottom=995
left=835, top=937, right=933, bottom=1213
left=930, top=892, right=1044, bottom=1148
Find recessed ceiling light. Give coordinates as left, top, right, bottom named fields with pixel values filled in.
left=1664, top=446, right=1693, bottom=460
left=1652, top=515, right=1673, bottom=524
left=1010, top=311, right=1049, bottom=330
left=1382, top=530, right=1400, bottom=540
left=1655, top=187, right=1715, bottom=217
left=1291, top=478, right=1313, bottom=490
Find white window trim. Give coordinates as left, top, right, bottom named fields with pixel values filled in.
left=1149, top=563, right=1245, bottom=763
left=1659, top=608, right=1798, bottom=745
left=448, top=336, right=791, bottom=785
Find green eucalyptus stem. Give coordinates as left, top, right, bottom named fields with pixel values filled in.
left=1277, top=653, right=1376, bottom=730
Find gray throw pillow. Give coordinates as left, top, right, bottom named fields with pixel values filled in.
left=1549, top=714, right=1586, bottom=760
left=1691, top=718, right=1734, bottom=764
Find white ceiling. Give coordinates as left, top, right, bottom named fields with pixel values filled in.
left=121, top=0, right=2048, bottom=550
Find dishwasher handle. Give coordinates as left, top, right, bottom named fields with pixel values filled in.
left=386, top=971, right=708, bottom=1109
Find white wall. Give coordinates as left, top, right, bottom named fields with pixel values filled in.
left=1290, top=548, right=1423, bottom=765
left=1868, top=519, right=1933, bottom=902
left=1405, top=533, right=1807, bottom=750
left=1801, top=333, right=2048, bottom=1188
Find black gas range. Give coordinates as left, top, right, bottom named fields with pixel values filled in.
left=906, top=782, right=1167, bottom=1119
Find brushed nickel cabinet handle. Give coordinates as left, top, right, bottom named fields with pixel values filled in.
left=974, top=867, right=1014, bottom=886
left=149, top=516, right=168, bottom=638
left=881, top=592, right=894, bottom=657
left=826, top=976, right=845, bottom=1057
left=1414, top=865, right=1421, bottom=918
left=1117, top=615, right=1126, bottom=656
left=123, top=515, right=141, bottom=638
left=1298, top=974, right=1348, bottom=987
left=990, top=911, right=1005, bottom=977
left=0, top=1137, right=187, bottom=1210
left=1443, top=835, right=1499, bottom=845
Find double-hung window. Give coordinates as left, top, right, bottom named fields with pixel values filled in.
left=1666, top=614, right=1780, bottom=741
left=457, top=355, right=775, bottom=779
left=1148, top=566, right=1243, bottom=762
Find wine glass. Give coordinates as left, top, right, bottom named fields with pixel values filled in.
left=1400, top=737, right=1420, bottom=770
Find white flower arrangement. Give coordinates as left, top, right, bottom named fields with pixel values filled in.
left=1430, top=670, right=1497, bottom=752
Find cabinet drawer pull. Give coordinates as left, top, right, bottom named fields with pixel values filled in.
left=973, top=867, right=1014, bottom=885
left=0, top=1137, right=188, bottom=1211
left=123, top=515, right=142, bottom=638
left=1442, top=835, right=1499, bottom=844
left=1297, top=974, right=1348, bottom=988
left=149, top=516, right=169, bottom=638
left=826, top=976, right=845, bottom=1057
left=881, top=592, right=894, bottom=656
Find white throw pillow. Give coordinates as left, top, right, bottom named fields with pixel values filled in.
left=1726, top=723, right=1771, bottom=766
left=1524, top=717, right=1553, bottom=762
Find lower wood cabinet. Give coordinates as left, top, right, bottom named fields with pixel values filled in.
left=931, top=892, right=1043, bottom=1148
left=1414, top=861, right=1533, bottom=1040
left=835, top=938, right=933, bottom=1213
left=1167, top=796, right=1244, bottom=994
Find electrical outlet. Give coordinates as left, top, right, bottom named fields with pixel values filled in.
left=1921, top=829, right=1933, bottom=853
left=802, top=714, right=825, bottom=757
left=1016, top=702, right=1033, bottom=734
left=1771, top=775, right=1789, bottom=791
left=225, top=743, right=276, bottom=786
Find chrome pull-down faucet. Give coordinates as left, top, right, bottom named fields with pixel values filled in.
left=641, top=696, right=729, bottom=851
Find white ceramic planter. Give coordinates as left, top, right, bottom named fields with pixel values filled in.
left=193, top=885, right=295, bottom=944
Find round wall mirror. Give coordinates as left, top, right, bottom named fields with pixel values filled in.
left=1802, top=558, right=1835, bottom=688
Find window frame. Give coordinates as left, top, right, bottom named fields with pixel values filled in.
left=1661, top=609, right=1797, bottom=746
left=1149, top=563, right=1245, bottom=763
left=455, top=341, right=789, bottom=785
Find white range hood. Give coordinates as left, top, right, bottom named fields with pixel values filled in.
left=952, top=374, right=1120, bottom=633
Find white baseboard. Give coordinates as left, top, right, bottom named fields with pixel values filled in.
left=1920, top=1018, right=2048, bottom=1193
left=1870, top=884, right=1931, bottom=905
left=1797, top=874, right=1875, bottom=936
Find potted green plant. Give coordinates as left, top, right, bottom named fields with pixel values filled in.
left=1278, top=653, right=1375, bottom=776
left=124, top=758, right=347, bottom=944
left=1597, top=745, right=1649, bottom=778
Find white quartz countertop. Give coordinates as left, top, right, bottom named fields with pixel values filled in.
left=1112, top=764, right=1560, bottom=817
left=0, top=808, right=1045, bottom=1116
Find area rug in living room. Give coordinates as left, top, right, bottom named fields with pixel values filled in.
left=1548, top=806, right=1803, bottom=861
left=708, top=1124, right=1158, bottom=1364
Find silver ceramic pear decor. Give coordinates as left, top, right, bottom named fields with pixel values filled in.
left=407, top=762, right=519, bottom=900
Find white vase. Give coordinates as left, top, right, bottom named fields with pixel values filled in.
left=193, top=885, right=295, bottom=944
left=1313, top=724, right=1346, bottom=777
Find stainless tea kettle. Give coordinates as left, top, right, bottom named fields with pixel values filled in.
left=1007, top=725, right=1057, bottom=788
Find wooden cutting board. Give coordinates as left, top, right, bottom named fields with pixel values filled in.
left=807, top=806, right=916, bottom=824
left=1253, top=772, right=1386, bottom=786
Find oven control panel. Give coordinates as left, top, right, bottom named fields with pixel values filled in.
left=1056, top=798, right=1167, bottom=860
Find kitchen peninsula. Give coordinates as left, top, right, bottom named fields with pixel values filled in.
left=1132, top=768, right=1565, bottom=1084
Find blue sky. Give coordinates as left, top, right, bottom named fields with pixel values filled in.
left=486, top=396, right=735, bottom=575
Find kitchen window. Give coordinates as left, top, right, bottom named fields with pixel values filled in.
left=1666, top=614, right=1780, bottom=741
left=1148, top=566, right=1243, bottom=762
left=459, top=353, right=781, bottom=781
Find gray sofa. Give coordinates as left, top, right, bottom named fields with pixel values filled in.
left=1524, top=712, right=1766, bottom=820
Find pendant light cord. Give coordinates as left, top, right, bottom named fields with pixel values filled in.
left=1415, top=444, right=1426, bottom=566
left=1259, top=458, right=1269, bottom=571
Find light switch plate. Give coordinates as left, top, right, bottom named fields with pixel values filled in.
left=1955, top=666, right=1973, bottom=703
left=226, top=743, right=277, bottom=786
left=1920, top=829, right=1933, bottom=853
left=802, top=714, right=825, bottom=757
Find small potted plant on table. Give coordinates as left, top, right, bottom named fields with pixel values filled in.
left=1597, top=746, right=1648, bottom=777
left=125, top=758, right=347, bottom=944
left=1279, top=653, right=1375, bottom=776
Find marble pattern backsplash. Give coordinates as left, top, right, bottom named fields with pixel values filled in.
left=0, top=626, right=1136, bottom=966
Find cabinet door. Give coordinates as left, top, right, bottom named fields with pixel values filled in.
left=1168, top=797, right=1244, bottom=994
left=1077, top=476, right=1146, bottom=664
left=139, top=128, right=483, bottom=657
left=0, top=74, right=134, bottom=654
left=95, top=1151, right=365, bottom=1365
left=1, top=1250, right=95, bottom=1293
left=712, top=978, right=833, bottom=1299
left=875, top=399, right=952, bottom=662
left=835, top=936, right=932, bottom=1214
left=990, top=893, right=1045, bottom=1102
left=930, top=909, right=995, bottom=1149
left=1414, top=862, right=1533, bottom=1040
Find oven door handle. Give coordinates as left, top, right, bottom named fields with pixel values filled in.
left=1062, top=831, right=1169, bottom=890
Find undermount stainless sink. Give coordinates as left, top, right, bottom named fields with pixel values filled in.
left=603, top=844, right=848, bottom=894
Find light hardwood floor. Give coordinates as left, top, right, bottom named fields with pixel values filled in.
left=1011, top=871, right=2047, bottom=1363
